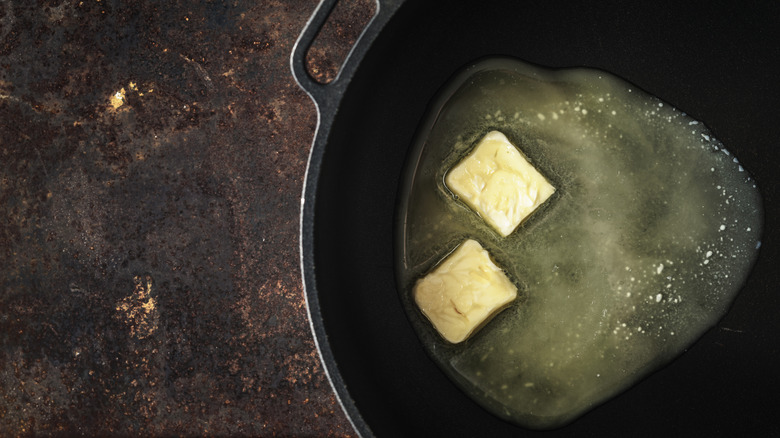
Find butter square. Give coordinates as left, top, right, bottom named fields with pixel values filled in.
left=414, top=239, right=517, bottom=343
left=446, top=131, right=555, bottom=236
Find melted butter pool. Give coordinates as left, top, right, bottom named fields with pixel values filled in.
left=395, top=57, right=763, bottom=429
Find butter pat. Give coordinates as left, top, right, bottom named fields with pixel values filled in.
left=414, top=239, right=517, bottom=343
left=446, top=131, right=555, bottom=236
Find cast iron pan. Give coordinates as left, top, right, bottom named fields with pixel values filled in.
left=292, top=1, right=780, bottom=436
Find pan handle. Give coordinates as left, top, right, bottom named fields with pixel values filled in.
left=290, top=0, right=402, bottom=116
left=292, top=1, right=403, bottom=437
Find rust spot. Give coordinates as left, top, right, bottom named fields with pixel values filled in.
left=116, top=275, right=159, bottom=340
left=304, top=0, right=376, bottom=84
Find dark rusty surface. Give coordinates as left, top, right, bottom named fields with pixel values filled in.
left=305, top=0, right=375, bottom=84
left=0, top=0, right=363, bottom=435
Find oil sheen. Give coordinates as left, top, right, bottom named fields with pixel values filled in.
left=395, top=57, right=763, bottom=429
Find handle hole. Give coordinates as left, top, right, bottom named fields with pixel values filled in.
left=305, top=0, right=377, bottom=84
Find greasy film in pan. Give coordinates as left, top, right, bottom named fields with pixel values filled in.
left=395, top=57, right=762, bottom=429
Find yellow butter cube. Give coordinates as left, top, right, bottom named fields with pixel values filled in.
left=414, top=239, right=517, bottom=343
left=446, top=131, right=555, bottom=236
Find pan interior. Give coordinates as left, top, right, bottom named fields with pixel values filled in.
left=307, top=0, right=776, bottom=436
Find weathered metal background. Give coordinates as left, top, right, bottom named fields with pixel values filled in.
left=0, top=0, right=369, bottom=435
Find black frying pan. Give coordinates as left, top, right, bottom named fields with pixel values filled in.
left=292, top=1, right=780, bottom=436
